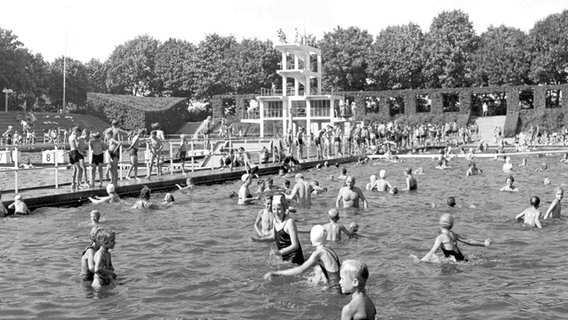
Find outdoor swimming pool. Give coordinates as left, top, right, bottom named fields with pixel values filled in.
left=1, top=153, right=568, bottom=319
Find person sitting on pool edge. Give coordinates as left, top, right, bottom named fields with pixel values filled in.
left=264, top=224, right=342, bottom=294
left=251, top=194, right=304, bottom=265
left=500, top=175, right=519, bottom=192
left=420, top=213, right=490, bottom=263
left=89, top=184, right=120, bottom=204
left=515, top=196, right=542, bottom=229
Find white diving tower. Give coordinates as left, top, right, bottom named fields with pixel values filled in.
left=241, top=42, right=350, bottom=137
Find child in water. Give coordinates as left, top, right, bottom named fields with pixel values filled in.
left=515, top=196, right=542, bottom=228
left=264, top=225, right=342, bottom=294
left=89, top=184, right=120, bottom=204
left=92, top=227, right=117, bottom=289
left=176, top=177, right=195, bottom=191
left=543, top=187, right=563, bottom=219
left=9, top=194, right=31, bottom=215
left=81, top=227, right=102, bottom=282
left=254, top=195, right=274, bottom=236
left=420, top=214, right=490, bottom=263
left=500, top=175, right=519, bottom=192
left=162, top=193, right=175, bottom=207
left=339, top=260, right=377, bottom=320
left=323, top=209, right=356, bottom=241
left=90, top=210, right=101, bottom=225
left=402, top=167, right=417, bottom=191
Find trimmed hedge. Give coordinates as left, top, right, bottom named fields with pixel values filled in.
left=84, top=93, right=191, bottom=133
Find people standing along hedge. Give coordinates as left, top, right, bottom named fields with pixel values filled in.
left=146, top=130, right=163, bottom=179
left=126, top=129, right=146, bottom=180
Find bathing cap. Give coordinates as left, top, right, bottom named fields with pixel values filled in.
left=369, top=174, right=377, bottom=181
left=310, top=224, right=325, bottom=246
left=14, top=194, right=22, bottom=201
left=439, top=214, right=454, bottom=228
left=379, top=170, right=386, bottom=178
left=106, top=183, right=115, bottom=194
left=328, top=208, right=339, bottom=219
left=241, top=174, right=250, bottom=182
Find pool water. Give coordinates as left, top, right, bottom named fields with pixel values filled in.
left=2, top=154, right=568, bottom=319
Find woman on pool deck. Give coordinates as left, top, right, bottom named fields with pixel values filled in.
left=420, top=213, right=490, bottom=263
left=264, top=224, right=341, bottom=293
left=252, top=194, right=304, bottom=265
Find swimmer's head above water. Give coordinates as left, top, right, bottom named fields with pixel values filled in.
left=106, top=183, right=116, bottom=194
left=447, top=196, right=456, bottom=207
left=328, top=208, right=339, bottom=222
left=310, top=224, right=326, bottom=247
left=439, top=213, right=454, bottom=229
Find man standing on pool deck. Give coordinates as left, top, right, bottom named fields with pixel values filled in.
left=286, top=173, right=314, bottom=209
left=336, top=176, right=368, bottom=208
left=69, top=126, right=84, bottom=190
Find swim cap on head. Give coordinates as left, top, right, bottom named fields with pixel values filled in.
left=379, top=170, right=386, bottom=178
left=439, top=213, right=454, bottom=228
left=106, top=184, right=115, bottom=194
left=328, top=208, right=339, bottom=219
left=310, top=224, right=325, bottom=246
left=241, top=174, right=250, bottom=182
left=14, top=194, right=22, bottom=201
left=369, top=174, right=377, bottom=181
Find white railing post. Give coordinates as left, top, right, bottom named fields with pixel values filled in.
left=191, top=140, right=195, bottom=173
left=169, top=141, right=174, bottom=175
left=13, top=146, right=18, bottom=194
left=54, top=145, right=59, bottom=189
left=119, top=145, right=123, bottom=181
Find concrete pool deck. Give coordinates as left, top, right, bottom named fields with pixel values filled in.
left=1, top=156, right=359, bottom=212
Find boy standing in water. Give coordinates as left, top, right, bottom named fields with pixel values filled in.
left=8, top=194, right=31, bottom=215
left=515, top=196, right=543, bottom=228
left=339, top=260, right=377, bottom=320
left=402, top=167, right=417, bottom=191
left=323, top=209, right=356, bottom=241
left=544, top=187, right=563, bottom=219
left=421, top=214, right=490, bottom=262
left=500, top=175, right=519, bottom=192
left=92, top=228, right=117, bottom=289
left=254, top=195, right=274, bottom=236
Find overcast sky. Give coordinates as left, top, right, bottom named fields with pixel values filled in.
left=3, top=0, right=566, bottom=63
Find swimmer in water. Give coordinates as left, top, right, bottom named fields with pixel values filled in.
left=515, top=196, right=542, bottom=228
left=264, top=225, right=342, bottom=294
left=338, top=167, right=348, bottom=180
left=543, top=187, right=563, bottom=219
left=92, top=227, right=117, bottom=289
left=336, top=176, right=369, bottom=209
left=0, top=192, right=8, bottom=217
left=502, top=156, right=513, bottom=173
left=420, top=214, right=490, bottom=263
left=466, top=162, right=483, bottom=176
left=176, top=177, right=195, bottom=191
left=252, top=194, right=304, bottom=265
left=339, top=260, right=377, bottom=320
left=89, top=184, right=120, bottom=204
left=375, top=170, right=393, bottom=192
left=500, top=175, right=519, bottom=192
left=90, top=210, right=101, bottom=225
left=80, top=227, right=103, bottom=282
left=254, top=195, right=274, bottom=236
left=365, top=175, right=378, bottom=191
left=535, top=162, right=548, bottom=172
left=8, top=194, right=31, bottom=215
left=238, top=174, right=259, bottom=205
left=323, top=209, right=356, bottom=241
left=447, top=196, right=457, bottom=207
left=402, top=167, right=417, bottom=191
left=519, top=158, right=527, bottom=166
left=132, top=185, right=158, bottom=209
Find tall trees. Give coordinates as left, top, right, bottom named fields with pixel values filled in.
left=85, top=59, right=107, bottom=94
left=422, top=10, right=478, bottom=88
left=234, top=38, right=280, bottom=95
left=105, top=35, right=160, bottom=96
left=48, top=57, right=89, bottom=107
left=154, top=38, right=197, bottom=97
left=319, top=26, right=373, bottom=92
left=471, top=25, right=531, bottom=86
left=367, top=23, right=424, bottom=90
left=528, top=10, right=568, bottom=84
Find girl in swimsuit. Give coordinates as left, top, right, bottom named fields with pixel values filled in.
left=264, top=224, right=342, bottom=293
left=420, top=214, right=490, bottom=263
left=251, top=194, right=304, bottom=265
left=92, top=228, right=117, bottom=289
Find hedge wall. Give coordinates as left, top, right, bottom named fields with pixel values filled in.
left=212, top=84, right=568, bottom=136
left=85, top=93, right=190, bottom=133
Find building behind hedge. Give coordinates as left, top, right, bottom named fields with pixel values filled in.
left=84, top=93, right=191, bottom=133
left=213, top=83, right=568, bottom=137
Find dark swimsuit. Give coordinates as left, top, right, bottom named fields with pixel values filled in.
left=275, top=220, right=304, bottom=265
left=318, top=247, right=341, bottom=293
left=440, top=238, right=467, bottom=262
left=108, top=149, right=119, bottom=159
